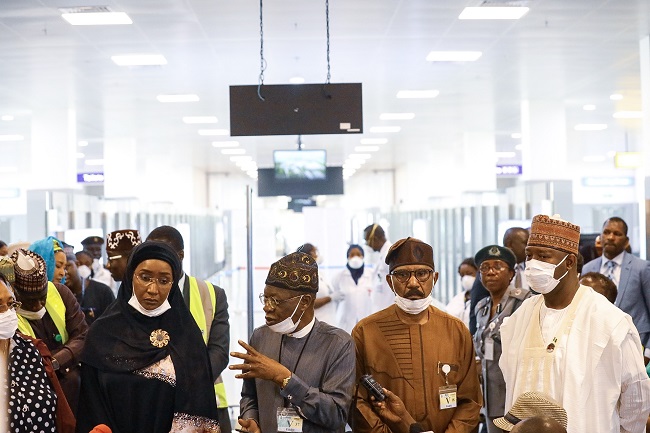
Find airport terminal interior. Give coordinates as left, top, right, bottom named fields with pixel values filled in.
left=1, top=0, right=650, bottom=427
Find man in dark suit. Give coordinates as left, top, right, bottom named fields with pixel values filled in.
left=582, top=217, right=650, bottom=358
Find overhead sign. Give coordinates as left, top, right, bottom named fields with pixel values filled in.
left=496, top=164, right=522, bottom=176
left=77, top=172, right=105, bottom=183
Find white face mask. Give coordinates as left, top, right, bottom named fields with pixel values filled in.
left=77, top=265, right=92, bottom=280
left=18, top=307, right=46, bottom=321
left=390, top=276, right=432, bottom=315
left=524, top=255, right=569, bottom=295
left=461, top=275, right=476, bottom=291
left=128, top=292, right=171, bottom=317
left=0, top=309, right=18, bottom=339
left=268, top=295, right=305, bottom=334
left=348, top=256, right=364, bottom=269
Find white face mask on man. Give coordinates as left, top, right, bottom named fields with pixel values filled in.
left=523, top=255, right=569, bottom=294
left=390, top=275, right=433, bottom=315
left=17, top=307, right=46, bottom=321
left=268, top=295, right=305, bottom=334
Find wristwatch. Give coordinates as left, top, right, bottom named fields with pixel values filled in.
left=281, top=375, right=292, bottom=389
left=51, top=357, right=60, bottom=371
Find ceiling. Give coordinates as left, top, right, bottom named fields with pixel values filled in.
left=0, top=0, right=648, bottom=181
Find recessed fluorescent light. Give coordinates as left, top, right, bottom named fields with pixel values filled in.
left=198, top=129, right=229, bottom=136
left=0, top=135, right=24, bottom=141
left=426, top=51, right=482, bottom=62
left=343, top=162, right=362, bottom=169
left=355, top=146, right=380, bottom=152
left=247, top=170, right=258, bottom=177
left=583, top=155, right=606, bottom=163
left=112, top=54, right=167, bottom=66
left=349, top=153, right=372, bottom=160
left=613, top=111, right=642, bottom=119
left=396, top=90, right=439, bottom=99
left=289, top=76, right=305, bottom=84
left=360, top=138, right=388, bottom=145
left=379, top=113, right=415, bottom=120
left=1, top=115, right=14, bottom=121
left=78, top=140, right=88, bottom=147
left=157, top=94, right=199, bottom=103
left=62, top=11, right=132, bottom=26
left=212, top=141, right=239, bottom=148
left=583, top=104, right=596, bottom=111
left=574, top=124, right=608, bottom=131
left=183, top=116, right=218, bottom=124
left=459, top=7, right=529, bottom=20
left=514, top=144, right=523, bottom=151
left=220, top=148, right=246, bottom=155
left=76, top=152, right=85, bottom=159
left=609, top=94, right=623, bottom=101
left=496, top=151, right=516, bottom=158
left=230, top=156, right=253, bottom=162
left=85, top=159, right=104, bottom=166
left=511, top=132, right=522, bottom=139
left=369, top=126, right=401, bottom=133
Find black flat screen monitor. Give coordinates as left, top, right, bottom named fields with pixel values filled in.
left=274, top=149, right=326, bottom=180
left=257, top=167, right=344, bottom=197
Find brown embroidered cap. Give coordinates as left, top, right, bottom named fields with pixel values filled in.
left=385, top=237, right=434, bottom=272
left=493, top=391, right=567, bottom=431
left=10, top=249, right=48, bottom=295
left=265, top=252, right=319, bottom=293
left=528, top=214, right=580, bottom=255
left=475, top=245, right=516, bottom=270
left=106, top=229, right=142, bottom=254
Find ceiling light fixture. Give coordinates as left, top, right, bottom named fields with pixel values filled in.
left=369, top=126, right=401, bottom=133
left=76, top=152, right=85, bottom=159
left=574, top=124, right=607, bottom=131
left=354, top=146, right=380, bottom=152
left=349, top=153, right=372, bottom=160
left=609, top=94, right=624, bottom=100
left=78, top=140, right=89, bottom=147
left=112, top=54, right=167, bottom=66
left=458, top=7, right=529, bottom=20
left=379, top=113, right=415, bottom=120
left=198, top=129, right=229, bottom=136
left=62, top=11, right=132, bottom=26
left=157, top=94, right=199, bottom=103
left=220, top=148, right=246, bottom=155
left=289, top=76, right=305, bottom=84
left=360, top=138, right=388, bottom=145
left=212, top=141, right=240, bottom=148
left=183, top=116, right=218, bottom=124
left=583, top=104, right=596, bottom=111
left=230, top=156, right=253, bottom=162
left=396, top=90, right=439, bottom=99
left=514, top=144, right=523, bottom=151
left=613, top=111, right=642, bottom=119
left=0, top=135, right=24, bottom=141
left=426, top=51, right=482, bottom=62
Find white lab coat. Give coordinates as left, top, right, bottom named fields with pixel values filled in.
left=332, top=265, right=374, bottom=334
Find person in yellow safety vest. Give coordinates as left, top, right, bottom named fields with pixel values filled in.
left=147, top=226, right=231, bottom=431
left=11, top=247, right=88, bottom=415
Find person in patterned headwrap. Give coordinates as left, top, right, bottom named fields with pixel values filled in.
left=500, top=214, right=650, bottom=433
left=231, top=252, right=355, bottom=433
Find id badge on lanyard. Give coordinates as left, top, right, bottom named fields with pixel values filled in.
left=277, top=407, right=303, bottom=432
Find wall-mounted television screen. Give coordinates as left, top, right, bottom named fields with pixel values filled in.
left=274, top=150, right=326, bottom=180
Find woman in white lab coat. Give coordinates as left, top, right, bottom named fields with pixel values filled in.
left=331, top=245, right=374, bottom=334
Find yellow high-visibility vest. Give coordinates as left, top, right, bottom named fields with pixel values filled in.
left=188, top=276, right=228, bottom=409
left=17, top=281, right=69, bottom=344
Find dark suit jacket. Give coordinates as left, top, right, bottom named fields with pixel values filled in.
left=583, top=252, right=650, bottom=345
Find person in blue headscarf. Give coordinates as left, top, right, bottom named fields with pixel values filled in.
left=331, top=244, right=375, bottom=334
left=29, top=236, right=67, bottom=285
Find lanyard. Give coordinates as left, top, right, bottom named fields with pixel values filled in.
left=278, top=330, right=313, bottom=375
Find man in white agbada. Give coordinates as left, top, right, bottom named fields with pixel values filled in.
left=499, top=214, right=650, bottom=433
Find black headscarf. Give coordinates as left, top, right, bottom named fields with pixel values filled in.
left=81, top=241, right=218, bottom=420
left=346, top=244, right=365, bottom=285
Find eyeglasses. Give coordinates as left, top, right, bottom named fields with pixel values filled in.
left=0, top=301, right=21, bottom=313
left=135, top=273, right=174, bottom=289
left=389, top=269, right=433, bottom=283
left=479, top=264, right=508, bottom=274
left=258, top=293, right=302, bottom=309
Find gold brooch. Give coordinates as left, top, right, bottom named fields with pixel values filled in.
left=150, top=329, right=170, bottom=348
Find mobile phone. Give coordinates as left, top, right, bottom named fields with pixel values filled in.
left=360, top=374, right=386, bottom=401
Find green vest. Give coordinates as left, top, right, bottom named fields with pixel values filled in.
left=17, top=281, right=69, bottom=344
left=188, top=276, right=228, bottom=409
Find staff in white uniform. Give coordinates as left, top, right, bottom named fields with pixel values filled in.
left=363, top=224, right=393, bottom=313
left=332, top=244, right=374, bottom=334
left=297, top=243, right=342, bottom=326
